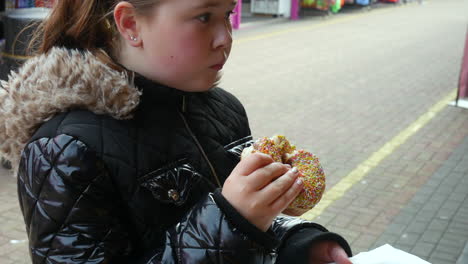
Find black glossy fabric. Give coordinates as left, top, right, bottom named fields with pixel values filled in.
left=17, top=75, right=351, bottom=264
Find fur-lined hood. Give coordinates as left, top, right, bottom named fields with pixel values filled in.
left=0, top=47, right=141, bottom=169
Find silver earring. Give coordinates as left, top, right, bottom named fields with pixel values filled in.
left=130, top=36, right=137, bottom=41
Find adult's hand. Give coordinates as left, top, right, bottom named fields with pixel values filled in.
left=309, top=241, right=352, bottom=264
left=222, top=153, right=304, bottom=232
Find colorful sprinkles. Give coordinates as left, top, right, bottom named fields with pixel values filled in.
left=286, top=150, right=325, bottom=212
left=242, top=135, right=326, bottom=215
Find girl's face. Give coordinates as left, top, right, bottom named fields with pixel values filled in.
left=137, top=0, right=236, bottom=92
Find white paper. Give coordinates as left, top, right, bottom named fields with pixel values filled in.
left=329, top=244, right=431, bottom=264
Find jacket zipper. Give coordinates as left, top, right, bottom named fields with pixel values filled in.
left=179, top=96, right=222, bottom=188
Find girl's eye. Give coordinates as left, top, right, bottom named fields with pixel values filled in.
left=197, top=13, right=211, bottom=23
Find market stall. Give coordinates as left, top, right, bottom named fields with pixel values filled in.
left=0, top=0, right=53, bottom=169
left=251, top=0, right=292, bottom=18
left=344, top=0, right=373, bottom=6
left=1, top=0, right=53, bottom=78
left=301, top=0, right=333, bottom=11
left=4, top=0, right=53, bottom=8
left=300, top=0, right=345, bottom=14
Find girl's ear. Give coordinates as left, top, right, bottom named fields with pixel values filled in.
left=114, top=1, right=142, bottom=47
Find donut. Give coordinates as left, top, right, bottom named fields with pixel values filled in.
left=241, top=135, right=325, bottom=216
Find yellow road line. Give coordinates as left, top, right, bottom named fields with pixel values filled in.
left=301, top=89, right=457, bottom=221
left=236, top=4, right=407, bottom=45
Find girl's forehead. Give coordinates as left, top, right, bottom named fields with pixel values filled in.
left=167, top=0, right=237, bottom=9
left=152, top=0, right=237, bottom=18
left=189, top=0, right=237, bottom=7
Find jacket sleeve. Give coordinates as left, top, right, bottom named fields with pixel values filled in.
left=157, top=192, right=352, bottom=264
left=18, top=134, right=278, bottom=264
left=156, top=189, right=279, bottom=264
left=17, top=134, right=133, bottom=264
left=272, top=216, right=352, bottom=264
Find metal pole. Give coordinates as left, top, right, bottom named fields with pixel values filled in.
left=455, top=26, right=468, bottom=106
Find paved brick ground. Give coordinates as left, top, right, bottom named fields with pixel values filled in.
left=1, top=0, right=467, bottom=263
left=0, top=171, right=29, bottom=263
left=372, top=134, right=468, bottom=264
left=226, top=0, right=468, bottom=262
left=311, top=106, right=468, bottom=260
left=458, top=243, right=468, bottom=264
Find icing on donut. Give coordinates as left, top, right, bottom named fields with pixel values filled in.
left=242, top=135, right=325, bottom=215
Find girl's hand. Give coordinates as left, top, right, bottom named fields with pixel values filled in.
left=309, top=241, right=352, bottom=264
left=222, top=153, right=303, bottom=232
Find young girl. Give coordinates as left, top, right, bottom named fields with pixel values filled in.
left=0, top=0, right=353, bottom=263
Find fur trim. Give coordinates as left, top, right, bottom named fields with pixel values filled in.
left=0, top=47, right=141, bottom=170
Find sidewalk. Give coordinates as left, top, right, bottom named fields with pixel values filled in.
left=224, top=0, right=468, bottom=263
left=0, top=169, right=29, bottom=263
left=308, top=105, right=468, bottom=263
left=237, top=0, right=408, bottom=29
left=375, top=132, right=468, bottom=263
left=0, top=0, right=467, bottom=263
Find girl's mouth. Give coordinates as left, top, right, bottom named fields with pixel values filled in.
left=210, top=64, right=224, bottom=71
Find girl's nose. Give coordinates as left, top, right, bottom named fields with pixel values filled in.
left=212, top=21, right=233, bottom=50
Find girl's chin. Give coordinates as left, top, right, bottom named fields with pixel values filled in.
left=173, top=72, right=222, bottom=92
left=193, top=74, right=222, bottom=91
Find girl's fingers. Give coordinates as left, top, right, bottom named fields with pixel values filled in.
left=309, top=241, right=351, bottom=264
left=231, top=153, right=274, bottom=176
left=269, top=171, right=303, bottom=211
left=258, top=168, right=301, bottom=205
left=329, top=244, right=352, bottom=264
left=248, top=162, right=290, bottom=190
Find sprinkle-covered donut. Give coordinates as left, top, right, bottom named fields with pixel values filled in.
left=241, top=135, right=325, bottom=216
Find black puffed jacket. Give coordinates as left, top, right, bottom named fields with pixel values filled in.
left=0, top=48, right=351, bottom=264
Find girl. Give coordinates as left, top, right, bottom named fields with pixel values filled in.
left=0, top=0, right=353, bottom=263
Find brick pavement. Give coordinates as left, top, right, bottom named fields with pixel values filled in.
left=458, top=243, right=468, bottom=264
left=1, top=0, right=468, bottom=263
left=0, top=171, right=29, bottom=264
left=225, top=0, right=468, bottom=262
left=373, top=130, right=468, bottom=264
left=309, top=106, right=468, bottom=261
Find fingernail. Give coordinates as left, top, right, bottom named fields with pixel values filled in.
left=291, top=167, right=298, bottom=174
left=285, top=164, right=292, bottom=169
left=296, top=178, right=303, bottom=185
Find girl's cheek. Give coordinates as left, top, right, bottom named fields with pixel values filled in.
left=179, top=30, right=210, bottom=54
left=162, top=55, right=179, bottom=70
